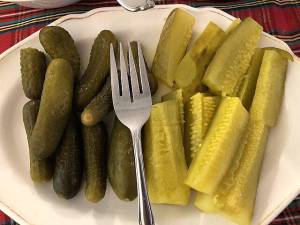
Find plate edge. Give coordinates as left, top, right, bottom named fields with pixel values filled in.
left=0, top=4, right=299, bottom=225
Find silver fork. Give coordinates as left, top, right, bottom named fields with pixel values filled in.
left=110, top=42, right=155, bottom=225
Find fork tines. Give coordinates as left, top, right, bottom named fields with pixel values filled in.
left=110, top=42, right=151, bottom=103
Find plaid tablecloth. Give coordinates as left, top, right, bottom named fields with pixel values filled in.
left=0, top=0, right=299, bottom=224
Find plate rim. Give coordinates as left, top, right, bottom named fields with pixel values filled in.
left=0, top=4, right=299, bottom=225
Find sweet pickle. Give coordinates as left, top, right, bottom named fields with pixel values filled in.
left=202, top=18, right=263, bottom=96
left=20, top=48, right=46, bottom=99
left=250, top=50, right=288, bottom=126
left=184, top=94, right=220, bottom=165
left=130, top=41, right=158, bottom=95
left=39, top=26, right=80, bottom=80
left=81, top=77, right=112, bottom=127
left=144, top=100, right=190, bottom=205
left=23, top=100, right=53, bottom=183
left=75, top=30, right=118, bottom=109
left=162, top=89, right=184, bottom=134
left=263, top=47, right=293, bottom=61
left=237, top=48, right=264, bottom=110
left=185, top=97, right=249, bottom=194
left=174, top=22, right=225, bottom=100
left=151, top=8, right=195, bottom=87
left=195, top=121, right=269, bottom=225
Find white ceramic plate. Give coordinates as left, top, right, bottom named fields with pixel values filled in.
left=0, top=4, right=299, bottom=225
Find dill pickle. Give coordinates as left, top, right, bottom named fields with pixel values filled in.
left=185, top=97, right=249, bottom=194
left=39, top=26, right=80, bottom=80
left=202, top=18, right=263, bottom=96
left=151, top=8, right=195, bottom=87
left=174, top=22, right=225, bottom=100
left=250, top=50, right=288, bottom=126
left=23, top=100, right=54, bottom=183
left=81, top=77, right=112, bottom=127
left=144, top=100, right=190, bottom=205
left=263, top=47, right=293, bottom=61
left=130, top=41, right=158, bottom=95
left=82, top=122, right=108, bottom=203
left=75, top=30, right=118, bottom=109
left=238, top=48, right=264, bottom=110
left=20, top=48, right=46, bottom=99
left=53, top=115, right=83, bottom=199
left=30, top=59, right=74, bottom=159
left=108, top=117, right=137, bottom=201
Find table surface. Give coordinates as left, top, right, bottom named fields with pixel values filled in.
left=0, top=0, right=299, bottom=225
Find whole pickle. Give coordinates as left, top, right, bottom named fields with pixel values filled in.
left=39, top=26, right=80, bottom=80
left=75, top=30, right=118, bottom=110
left=20, top=48, right=46, bottom=99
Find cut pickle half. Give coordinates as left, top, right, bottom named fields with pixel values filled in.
left=250, top=50, right=288, bottom=126
left=184, top=93, right=220, bottom=165
left=162, top=89, right=184, bottom=134
left=151, top=8, right=195, bottom=87
left=185, top=97, right=249, bottom=194
left=174, top=22, right=225, bottom=100
left=237, top=48, right=264, bottom=110
left=144, top=100, right=190, bottom=205
left=194, top=120, right=269, bottom=225
left=263, top=47, right=294, bottom=61
left=202, top=17, right=263, bottom=96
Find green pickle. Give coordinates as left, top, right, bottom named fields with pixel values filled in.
left=263, top=47, right=293, bottom=61
left=195, top=120, right=270, bottom=225
left=81, top=77, right=112, bottom=126
left=30, top=59, right=74, bottom=159
left=53, top=115, right=83, bottom=199
left=23, top=100, right=53, bottom=183
left=151, top=8, right=195, bottom=87
left=130, top=41, right=158, bottom=95
left=144, top=100, right=190, bottom=205
left=174, top=22, right=225, bottom=100
left=250, top=50, right=288, bottom=126
left=162, top=89, right=184, bottom=134
left=185, top=97, right=249, bottom=194
left=82, top=122, right=108, bottom=203
left=75, top=30, right=118, bottom=109
left=39, top=26, right=80, bottom=80
left=202, top=18, right=263, bottom=96
left=237, top=48, right=264, bottom=110
left=20, top=48, right=46, bottom=99
left=184, top=93, right=220, bottom=165
left=108, top=117, right=137, bottom=201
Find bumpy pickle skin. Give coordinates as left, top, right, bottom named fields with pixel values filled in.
left=20, top=48, right=47, bottom=99
left=39, top=26, right=80, bottom=80
left=23, top=100, right=54, bottom=183
left=185, top=97, right=249, bottom=194
left=250, top=50, right=288, bottom=126
left=30, top=59, right=74, bottom=159
left=144, top=100, right=190, bottom=205
left=151, top=8, right=195, bottom=87
left=174, top=22, right=225, bottom=100
left=195, top=120, right=269, bottom=225
left=202, top=17, right=263, bottom=96
left=75, top=30, right=118, bottom=109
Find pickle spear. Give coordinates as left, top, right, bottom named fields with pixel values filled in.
left=185, top=97, right=249, bottom=194
left=151, top=8, right=195, bottom=87
left=250, top=50, right=288, bottom=126
left=202, top=17, right=263, bottom=96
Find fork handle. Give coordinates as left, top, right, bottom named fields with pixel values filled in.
left=131, top=130, right=155, bottom=225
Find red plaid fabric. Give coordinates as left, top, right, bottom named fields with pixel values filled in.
left=0, top=0, right=299, bottom=225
